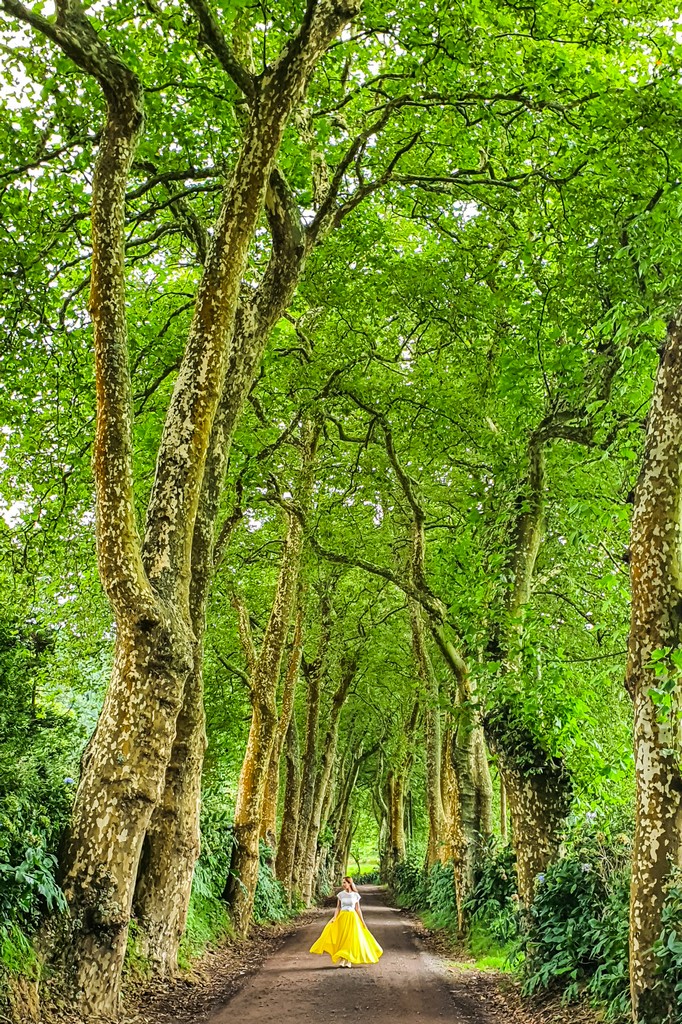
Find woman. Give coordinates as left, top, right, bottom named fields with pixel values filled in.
left=309, top=876, right=383, bottom=967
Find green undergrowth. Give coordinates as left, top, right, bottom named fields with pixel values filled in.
left=0, top=845, right=67, bottom=1010
left=252, top=846, right=296, bottom=924
left=177, top=889, right=234, bottom=969
left=355, top=868, right=381, bottom=884
left=0, top=922, right=40, bottom=990
left=127, top=827, right=300, bottom=979
left=177, top=841, right=299, bottom=968
left=392, top=855, right=516, bottom=973
left=391, top=815, right=640, bottom=1021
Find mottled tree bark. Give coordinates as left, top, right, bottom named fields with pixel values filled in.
left=275, top=715, right=302, bottom=894
left=497, top=753, right=571, bottom=905
left=434, top=635, right=493, bottom=928
left=132, top=658, right=205, bottom=975
left=440, top=725, right=457, bottom=863
left=291, top=596, right=332, bottom=898
left=409, top=599, right=447, bottom=867
left=388, top=771, right=407, bottom=863
left=628, top=317, right=682, bottom=1023
left=380, top=701, right=419, bottom=880
left=299, top=653, right=357, bottom=902
left=376, top=778, right=391, bottom=880
left=261, top=595, right=305, bottom=846
left=330, top=753, right=362, bottom=881
left=486, top=436, right=572, bottom=908
left=130, top=170, right=305, bottom=970
left=226, top=424, right=320, bottom=935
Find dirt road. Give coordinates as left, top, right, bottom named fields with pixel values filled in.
left=198, top=885, right=489, bottom=1024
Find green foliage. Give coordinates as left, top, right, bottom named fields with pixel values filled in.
left=650, top=870, right=682, bottom=1024
left=0, top=922, right=38, bottom=980
left=520, top=816, right=632, bottom=1019
left=178, top=884, right=233, bottom=969
left=464, top=842, right=519, bottom=946
left=253, top=843, right=295, bottom=925
left=0, top=846, right=64, bottom=1009
left=355, top=869, right=381, bottom=884
left=392, top=857, right=429, bottom=911
left=196, top=792, right=237, bottom=900
left=422, top=861, right=459, bottom=931
left=0, top=847, right=67, bottom=925
left=393, top=859, right=460, bottom=932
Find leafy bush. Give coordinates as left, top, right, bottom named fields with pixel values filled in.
left=355, top=869, right=380, bottom=884
left=0, top=847, right=67, bottom=927
left=464, top=841, right=519, bottom=945
left=253, top=843, right=293, bottom=924
left=520, top=816, right=631, bottom=1019
left=178, top=867, right=233, bottom=969
left=196, top=792, right=236, bottom=897
left=424, top=861, right=458, bottom=930
left=393, top=857, right=429, bottom=910
left=650, top=870, right=682, bottom=1023
left=393, top=858, right=460, bottom=932
left=0, top=845, right=67, bottom=1008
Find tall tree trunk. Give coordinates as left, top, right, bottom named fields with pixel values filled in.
left=628, top=317, right=682, bottom=1022
left=313, top=752, right=343, bottom=895
left=291, top=595, right=332, bottom=898
left=6, top=2, right=360, bottom=1014
left=131, top=656, right=205, bottom=975
left=376, top=778, right=391, bottom=881
left=60, top=617, right=193, bottom=1014
left=440, top=724, right=457, bottom=863
left=275, top=715, right=302, bottom=894
left=432, top=631, right=493, bottom=928
left=299, top=653, right=357, bottom=902
left=388, top=771, right=407, bottom=865
left=330, top=754, right=362, bottom=881
left=486, top=437, right=572, bottom=907
left=341, top=810, right=357, bottom=877
left=409, top=600, right=446, bottom=866
left=227, top=423, right=320, bottom=935
left=261, top=595, right=305, bottom=846
left=496, top=753, right=571, bottom=905
left=129, top=167, right=307, bottom=970
left=383, top=701, right=419, bottom=879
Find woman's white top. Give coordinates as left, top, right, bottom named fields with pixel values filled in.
left=337, top=890, right=361, bottom=911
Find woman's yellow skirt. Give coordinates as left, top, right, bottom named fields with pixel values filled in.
left=309, top=909, right=383, bottom=965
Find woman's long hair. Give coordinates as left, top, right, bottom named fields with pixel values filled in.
left=343, top=875, right=358, bottom=892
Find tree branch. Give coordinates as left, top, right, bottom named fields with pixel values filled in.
left=2, top=0, right=153, bottom=617
left=231, top=593, right=257, bottom=677
left=185, top=0, right=256, bottom=100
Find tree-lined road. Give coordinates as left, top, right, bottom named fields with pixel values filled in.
left=200, top=887, right=491, bottom=1024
